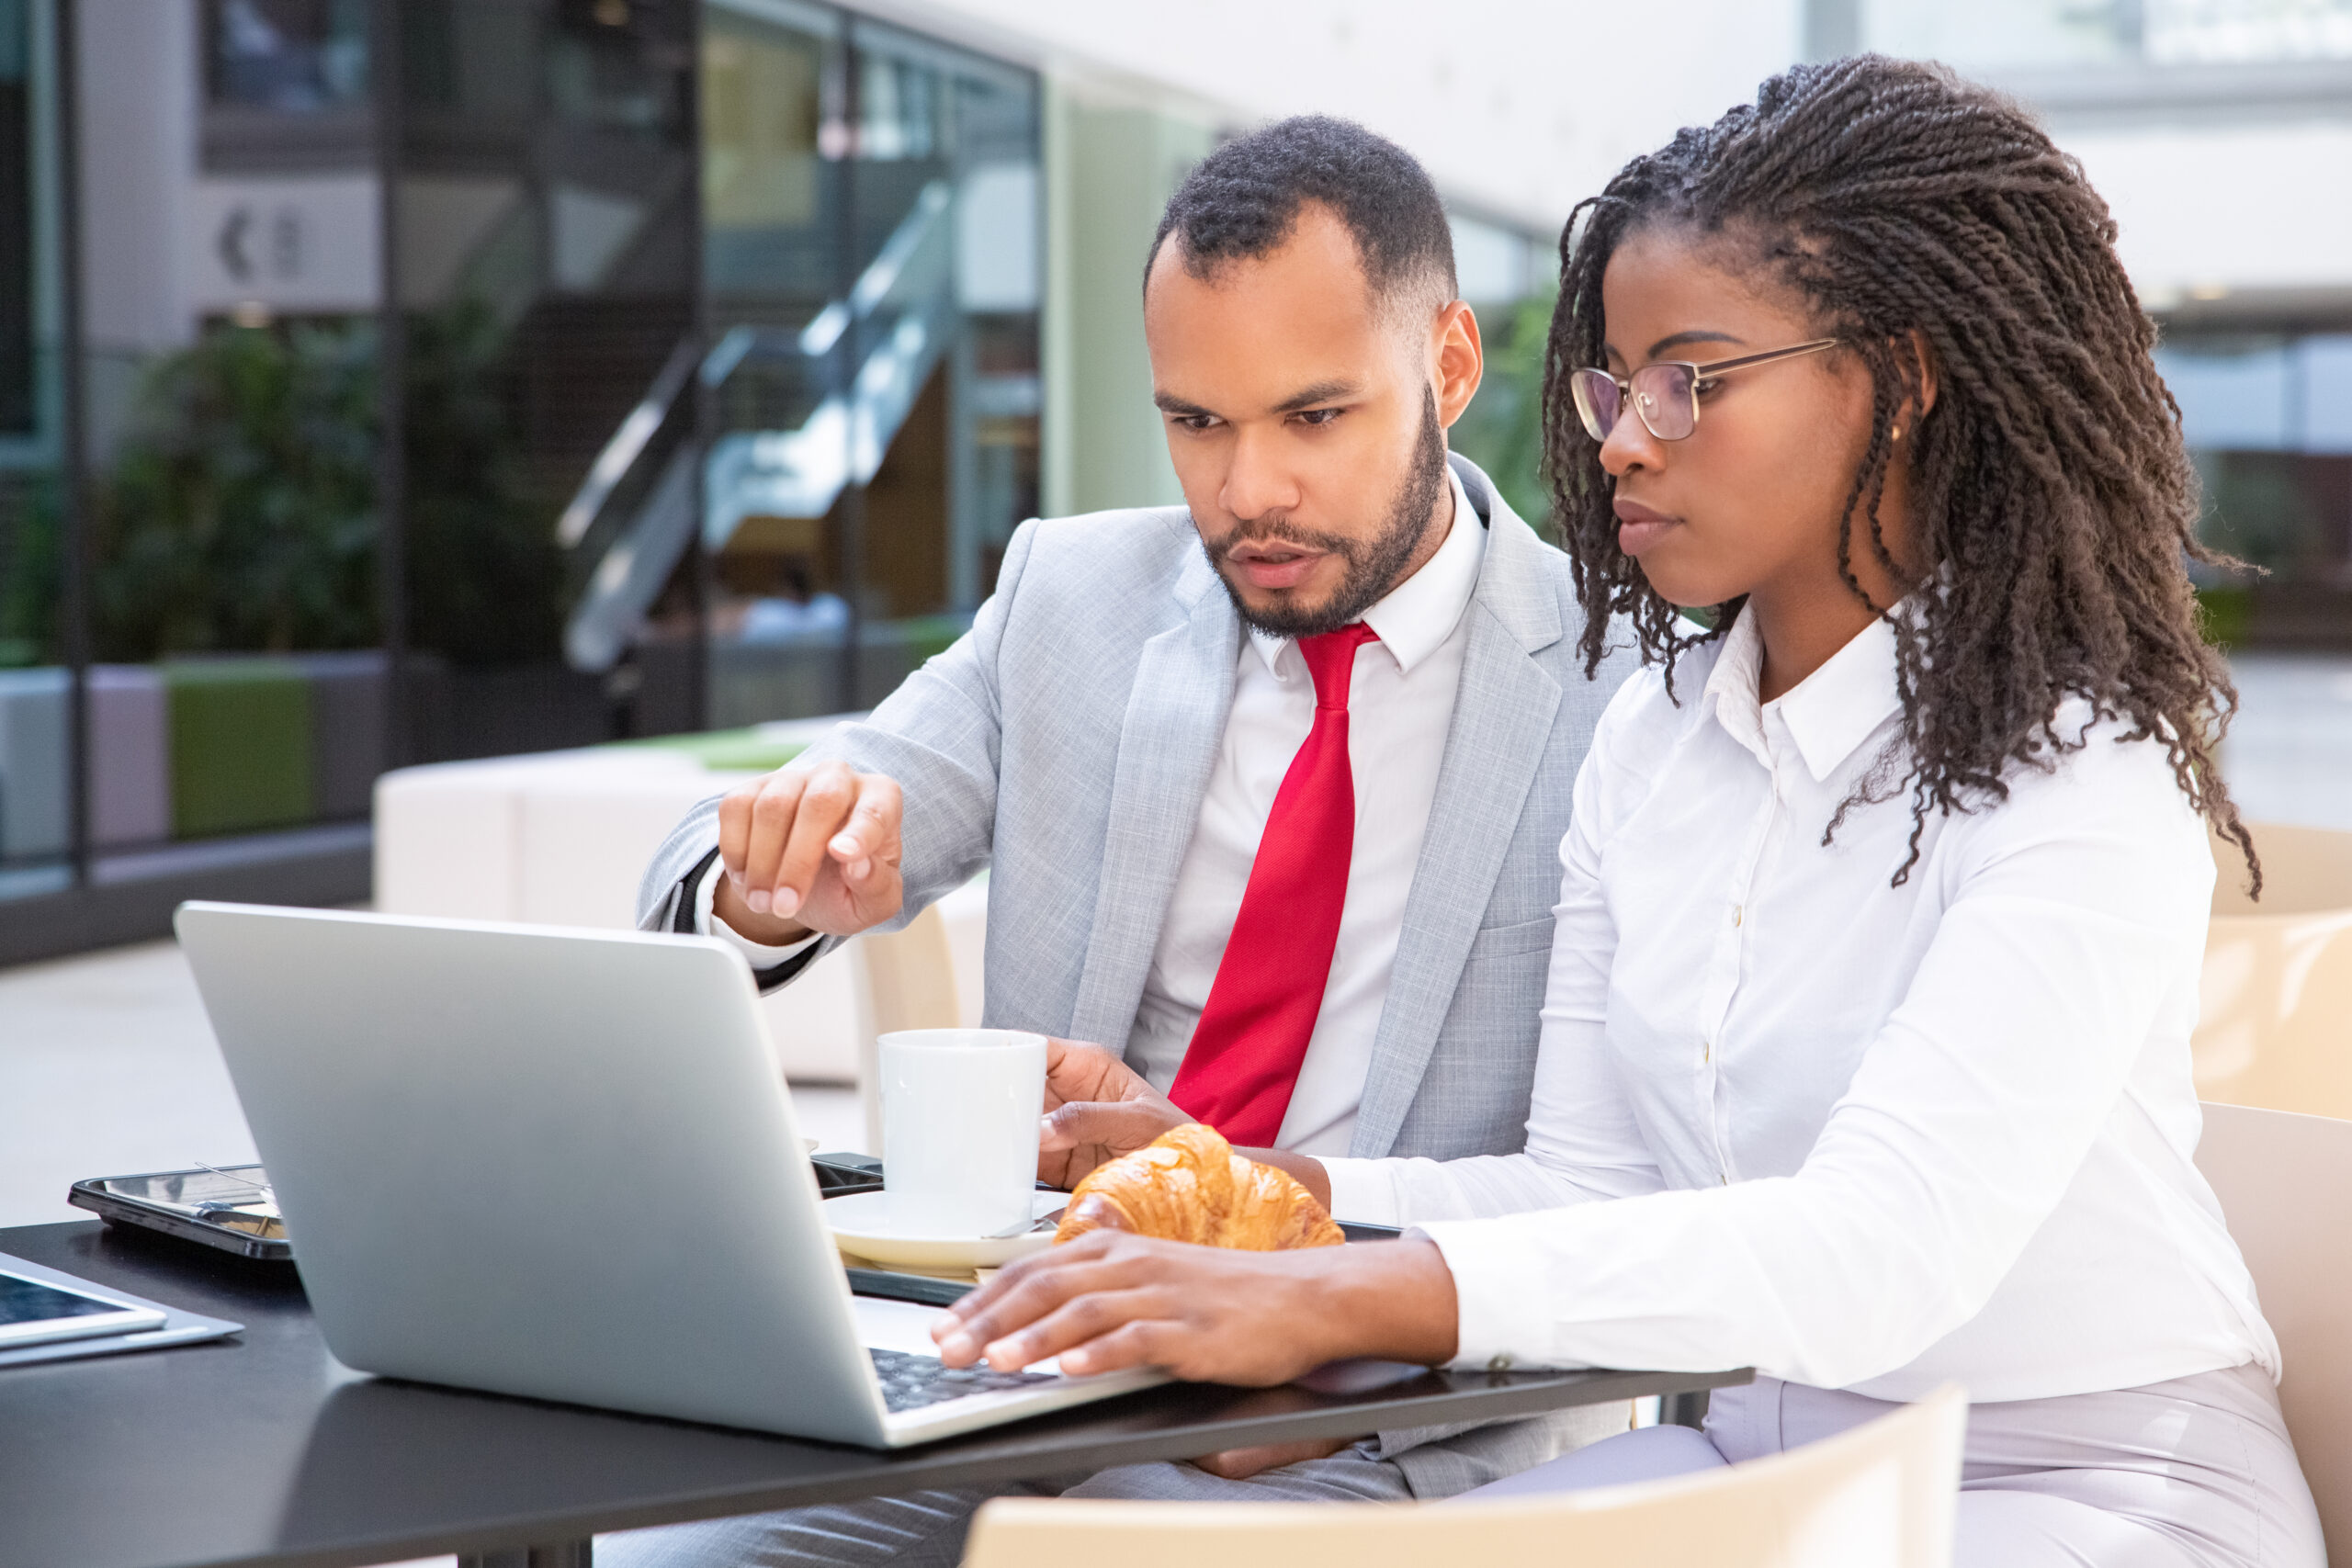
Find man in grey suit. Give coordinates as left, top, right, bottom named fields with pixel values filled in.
left=616, top=117, right=1633, bottom=1566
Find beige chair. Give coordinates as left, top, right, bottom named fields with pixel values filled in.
left=962, top=1383, right=1966, bottom=1568
left=2211, top=822, right=2352, bottom=919
left=2197, top=824, right=2352, bottom=1120
left=2196, top=1102, right=2352, bottom=1562
left=854, top=903, right=961, bottom=1150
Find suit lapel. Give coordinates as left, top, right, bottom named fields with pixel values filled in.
left=1068, top=553, right=1241, bottom=1051
left=1351, top=462, right=1564, bottom=1156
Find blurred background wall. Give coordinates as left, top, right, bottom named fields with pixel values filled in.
left=1, top=0, right=2346, bottom=964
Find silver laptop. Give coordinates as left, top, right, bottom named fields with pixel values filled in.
left=174, top=901, right=1164, bottom=1447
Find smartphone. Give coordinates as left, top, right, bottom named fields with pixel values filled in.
left=810, top=1151, right=885, bottom=1195
left=0, top=1270, right=167, bottom=1350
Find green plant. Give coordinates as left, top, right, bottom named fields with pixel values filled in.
left=401, top=299, right=565, bottom=665
left=86, top=302, right=561, bottom=666
left=0, top=470, right=60, bottom=665
left=2196, top=585, right=2253, bottom=649
left=92, top=320, right=379, bottom=659
left=1449, top=289, right=1555, bottom=535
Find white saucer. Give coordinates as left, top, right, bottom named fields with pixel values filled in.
left=822, top=1189, right=1062, bottom=1275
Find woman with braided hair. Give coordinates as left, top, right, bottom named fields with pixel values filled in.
left=922, top=55, right=2320, bottom=1562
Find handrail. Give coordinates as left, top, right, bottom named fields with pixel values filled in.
left=557, top=180, right=960, bottom=673
left=555, top=179, right=955, bottom=558
left=851, top=182, right=951, bottom=316
left=552, top=337, right=702, bottom=550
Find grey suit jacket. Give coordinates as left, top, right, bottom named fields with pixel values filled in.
left=640, top=454, right=1634, bottom=1164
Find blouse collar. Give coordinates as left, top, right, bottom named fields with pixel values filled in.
left=1705, top=608, right=1904, bottom=784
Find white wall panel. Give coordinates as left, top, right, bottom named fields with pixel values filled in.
left=850, top=0, right=1806, bottom=235
left=2066, top=122, right=2352, bottom=302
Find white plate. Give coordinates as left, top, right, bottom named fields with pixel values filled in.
left=822, top=1189, right=1062, bottom=1275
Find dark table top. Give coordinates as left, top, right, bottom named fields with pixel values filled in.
left=0, top=1220, right=1751, bottom=1568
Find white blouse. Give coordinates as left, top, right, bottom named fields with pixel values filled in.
left=1321, top=609, right=2278, bottom=1402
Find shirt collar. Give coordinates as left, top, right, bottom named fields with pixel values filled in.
left=1246, top=467, right=1487, bottom=677
left=1706, top=609, right=1903, bottom=784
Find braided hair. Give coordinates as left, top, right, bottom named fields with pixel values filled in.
left=1544, top=55, right=2257, bottom=890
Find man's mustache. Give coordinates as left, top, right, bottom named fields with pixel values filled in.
left=1206, top=517, right=1361, bottom=560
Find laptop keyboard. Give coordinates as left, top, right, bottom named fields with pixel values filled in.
left=868, top=1347, right=1057, bottom=1413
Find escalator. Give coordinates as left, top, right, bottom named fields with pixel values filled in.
left=557, top=177, right=959, bottom=679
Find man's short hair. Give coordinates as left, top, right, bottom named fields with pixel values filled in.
left=1147, top=115, right=1457, bottom=317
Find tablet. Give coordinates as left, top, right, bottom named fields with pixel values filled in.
left=0, top=1269, right=168, bottom=1350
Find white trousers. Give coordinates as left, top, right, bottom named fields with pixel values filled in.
left=1465, top=1363, right=2324, bottom=1568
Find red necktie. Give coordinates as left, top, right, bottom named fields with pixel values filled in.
left=1170, top=623, right=1379, bottom=1146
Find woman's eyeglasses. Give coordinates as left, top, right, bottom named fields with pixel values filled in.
left=1569, top=338, right=1840, bottom=443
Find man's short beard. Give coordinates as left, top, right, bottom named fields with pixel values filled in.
left=1201, top=387, right=1450, bottom=639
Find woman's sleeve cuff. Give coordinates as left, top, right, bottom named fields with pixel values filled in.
left=1411, top=1216, right=1568, bottom=1372
left=1319, top=1158, right=1402, bottom=1228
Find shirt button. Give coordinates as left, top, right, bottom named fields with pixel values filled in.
left=1732, top=903, right=1743, bottom=927
left=1487, top=1353, right=1515, bottom=1372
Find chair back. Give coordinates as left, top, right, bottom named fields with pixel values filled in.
left=962, top=1383, right=1966, bottom=1568
left=2196, top=1102, right=2352, bottom=1562
left=2198, top=824, right=2352, bottom=1120
left=852, top=904, right=960, bottom=1150
left=2211, top=822, right=2352, bottom=917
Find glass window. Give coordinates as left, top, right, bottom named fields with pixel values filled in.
left=1856, top=0, right=2352, bottom=73
left=4, top=0, right=1044, bottom=942
left=0, top=0, right=37, bottom=442
left=2163, top=333, right=2352, bottom=612
left=58, top=0, right=384, bottom=888
left=1, top=0, right=67, bottom=903
left=204, top=0, right=368, bottom=114
left=687, top=6, right=1038, bottom=725
left=401, top=0, right=700, bottom=751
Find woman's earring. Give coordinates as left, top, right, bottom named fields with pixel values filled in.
left=1892, top=424, right=1905, bottom=441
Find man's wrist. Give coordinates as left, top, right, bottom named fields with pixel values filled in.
left=1309, top=1239, right=1459, bottom=1366
left=1245, top=1146, right=1331, bottom=1211
left=712, top=873, right=815, bottom=945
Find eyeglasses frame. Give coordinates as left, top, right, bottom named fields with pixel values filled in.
left=1573, top=337, right=1843, bottom=443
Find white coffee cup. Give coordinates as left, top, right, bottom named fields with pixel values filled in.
left=877, top=1028, right=1048, bottom=1237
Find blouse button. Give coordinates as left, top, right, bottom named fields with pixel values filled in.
left=1487, top=1352, right=1515, bottom=1372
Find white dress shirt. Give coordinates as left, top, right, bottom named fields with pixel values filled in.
left=1322, top=607, right=2278, bottom=1402
left=1125, top=470, right=1487, bottom=1156
left=706, top=471, right=1487, bottom=1161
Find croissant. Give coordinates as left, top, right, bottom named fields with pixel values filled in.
left=1053, top=1122, right=1346, bottom=1251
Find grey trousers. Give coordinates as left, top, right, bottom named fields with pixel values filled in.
left=595, top=1404, right=1630, bottom=1568
left=1466, top=1363, right=2324, bottom=1568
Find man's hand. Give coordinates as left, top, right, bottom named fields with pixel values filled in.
left=1193, top=1437, right=1353, bottom=1480
left=713, top=761, right=904, bottom=945
left=929, top=1229, right=1461, bottom=1382
left=1037, top=1038, right=1190, bottom=1189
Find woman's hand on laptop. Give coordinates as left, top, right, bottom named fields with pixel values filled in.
left=1037, top=1039, right=1191, bottom=1188
left=932, top=1230, right=1462, bottom=1385
left=715, top=761, right=904, bottom=943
